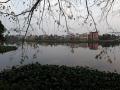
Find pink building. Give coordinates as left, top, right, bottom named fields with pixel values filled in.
left=88, top=31, right=99, bottom=41
left=88, top=43, right=98, bottom=50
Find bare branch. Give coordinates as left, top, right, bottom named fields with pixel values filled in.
left=0, top=0, right=10, bottom=3
left=85, top=0, right=90, bottom=22
left=58, top=0, right=69, bottom=33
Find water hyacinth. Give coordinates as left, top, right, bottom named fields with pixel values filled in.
left=0, top=46, right=17, bottom=53
left=0, top=63, right=120, bottom=89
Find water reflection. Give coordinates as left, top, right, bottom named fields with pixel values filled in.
left=88, top=43, right=98, bottom=50
left=0, top=42, right=120, bottom=73
left=95, top=46, right=118, bottom=65
left=67, top=43, right=98, bottom=53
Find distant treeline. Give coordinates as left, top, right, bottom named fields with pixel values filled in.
left=5, top=34, right=120, bottom=44
left=99, top=34, right=119, bottom=40
left=0, top=21, right=6, bottom=42
left=4, top=34, right=120, bottom=50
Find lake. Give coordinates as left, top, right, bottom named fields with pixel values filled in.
left=0, top=42, right=120, bottom=73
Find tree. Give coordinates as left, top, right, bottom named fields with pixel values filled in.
left=0, top=20, right=5, bottom=41
left=0, top=0, right=117, bottom=36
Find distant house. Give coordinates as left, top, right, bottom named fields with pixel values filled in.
left=79, top=33, right=88, bottom=41
left=67, top=33, right=75, bottom=40
left=88, top=31, right=99, bottom=41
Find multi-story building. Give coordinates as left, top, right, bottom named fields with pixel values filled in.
left=88, top=31, right=99, bottom=41
left=79, top=33, right=88, bottom=41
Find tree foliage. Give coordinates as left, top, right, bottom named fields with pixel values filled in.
left=0, top=0, right=117, bottom=36
left=0, top=21, right=5, bottom=41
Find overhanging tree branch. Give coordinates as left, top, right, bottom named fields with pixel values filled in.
left=0, top=0, right=10, bottom=3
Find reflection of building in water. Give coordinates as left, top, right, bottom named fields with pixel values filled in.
left=68, top=43, right=99, bottom=53
left=69, top=43, right=98, bottom=50
left=69, top=43, right=89, bottom=53
left=79, top=43, right=88, bottom=48
left=71, top=48, right=74, bottom=53
left=69, top=43, right=99, bottom=53
left=88, top=43, right=98, bottom=50
left=69, top=43, right=88, bottom=48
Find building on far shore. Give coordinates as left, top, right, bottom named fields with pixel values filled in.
left=66, top=31, right=99, bottom=41
left=88, top=31, right=99, bottom=41
left=77, top=31, right=99, bottom=41
left=79, top=33, right=88, bottom=41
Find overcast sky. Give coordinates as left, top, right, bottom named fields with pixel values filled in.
left=1, top=0, right=120, bottom=35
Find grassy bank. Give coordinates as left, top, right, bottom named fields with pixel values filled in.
left=0, top=46, right=17, bottom=53
left=0, top=63, right=120, bottom=90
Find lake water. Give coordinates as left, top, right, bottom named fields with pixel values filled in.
left=0, top=42, right=120, bottom=73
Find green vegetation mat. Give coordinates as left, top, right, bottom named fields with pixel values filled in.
left=0, top=46, right=17, bottom=53
left=0, top=63, right=120, bottom=90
